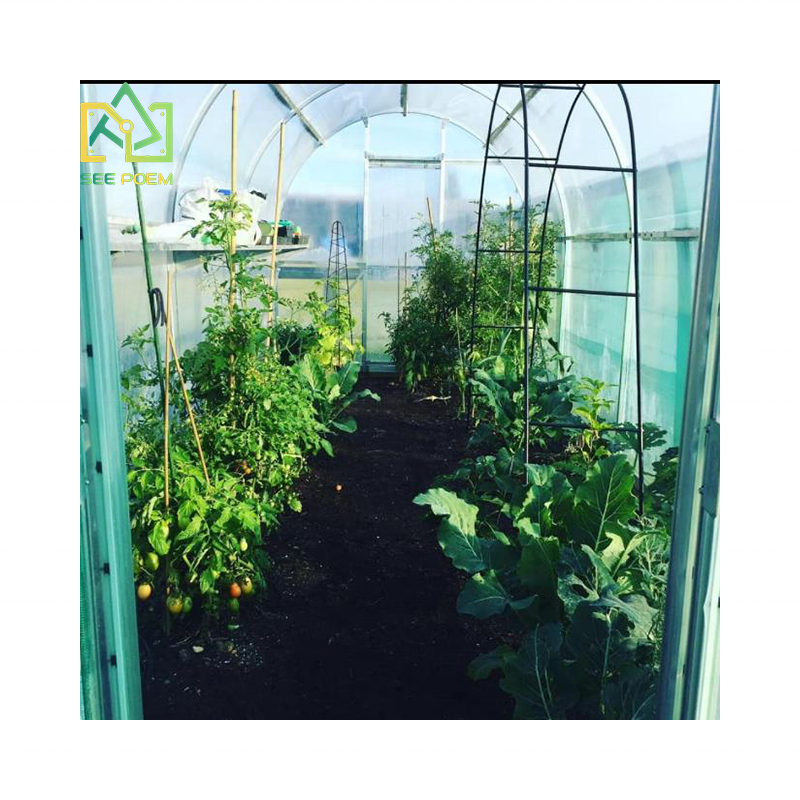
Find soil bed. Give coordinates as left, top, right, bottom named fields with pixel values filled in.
left=139, top=376, right=514, bottom=719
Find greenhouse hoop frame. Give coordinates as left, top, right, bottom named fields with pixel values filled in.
left=468, top=82, right=645, bottom=509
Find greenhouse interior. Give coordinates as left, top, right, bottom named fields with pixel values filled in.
left=80, top=81, right=720, bottom=720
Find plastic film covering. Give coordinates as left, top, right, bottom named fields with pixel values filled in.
left=85, top=82, right=714, bottom=445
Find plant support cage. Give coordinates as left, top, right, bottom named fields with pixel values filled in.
left=325, top=220, right=354, bottom=355
left=468, top=82, right=645, bottom=509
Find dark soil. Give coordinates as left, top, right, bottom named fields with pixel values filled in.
left=139, top=376, right=515, bottom=719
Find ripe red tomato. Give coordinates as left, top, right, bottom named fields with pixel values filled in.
left=229, top=582, right=242, bottom=598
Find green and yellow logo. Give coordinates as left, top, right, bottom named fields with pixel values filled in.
left=81, top=82, right=172, bottom=163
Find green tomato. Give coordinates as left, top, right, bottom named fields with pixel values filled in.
left=228, top=598, right=240, bottom=613
left=166, top=596, right=183, bottom=615
left=239, top=537, right=248, bottom=553
left=182, top=596, right=193, bottom=614
left=145, top=552, right=160, bottom=572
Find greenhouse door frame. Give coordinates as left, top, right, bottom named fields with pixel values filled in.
left=360, top=116, right=521, bottom=371
left=80, top=132, right=143, bottom=720
left=657, top=86, right=720, bottom=720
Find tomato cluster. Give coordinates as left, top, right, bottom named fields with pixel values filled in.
left=135, top=545, right=257, bottom=619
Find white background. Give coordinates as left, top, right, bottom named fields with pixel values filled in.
left=0, top=0, right=797, bottom=793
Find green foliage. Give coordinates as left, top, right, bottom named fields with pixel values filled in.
left=382, top=203, right=563, bottom=406
left=122, top=194, right=376, bottom=623
left=296, top=355, right=380, bottom=453
left=381, top=223, right=470, bottom=398
left=415, top=353, right=678, bottom=720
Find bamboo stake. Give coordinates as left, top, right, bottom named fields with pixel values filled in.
left=397, top=257, right=401, bottom=318
left=231, top=90, right=238, bottom=201
left=505, top=196, right=515, bottom=329
left=166, top=324, right=211, bottom=489
left=163, top=270, right=173, bottom=509
left=228, top=90, right=239, bottom=312
left=227, top=91, right=240, bottom=393
left=269, top=122, right=286, bottom=300
left=426, top=197, right=437, bottom=257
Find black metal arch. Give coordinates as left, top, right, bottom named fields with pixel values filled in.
left=467, top=82, right=645, bottom=510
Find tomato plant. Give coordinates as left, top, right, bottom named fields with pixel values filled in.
left=122, top=194, right=377, bottom=628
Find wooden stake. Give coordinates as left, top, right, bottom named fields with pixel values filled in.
left=166, top=324, right=211, bottom=489
left=269, top=122, right=286, bottom=298
left=163, top=270, right=173, bottom=509
left=426, top=196, right=437, bottom=257
left=230, top=90, right=238, bottom=256
left=397, top=258, right=401, bottom=317
left=228, top=90, right=239, bottom=315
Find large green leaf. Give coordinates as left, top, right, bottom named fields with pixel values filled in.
left=297, top=353, right=327, bottom=393
left=601, top=664, right=658, bottom=720
left=557, top=546, right=599, bottom=615
left=565, top=597, right=652, bottom=703
left=499, top=624, right=573, bottom=719
left=569, top=455, right=636, bottom=548
left=468, top=645, right=514, bottom=680
left=517, top=536, right=560, bottom=599
left=413, top=488, right=478, bottom=536
left=457, top=571, right=509, bottom=618
left=601, top=529, right=646, bottom=577
left=175, top=515, right=202, bottom=542
left=515, top=517, right=541, bottom=545
left=177, top=499, right=195, bottom=530
left=148, top=522, right=170, bottom=556
left=591, top=589, right=658, bottom=640
left=517, top=469, right=571, bottom=538
left=437, top=518, right=485, bottom=573
left=334, top=360, right=360, bottom=396
left=580, top=544, right=616, bottom=592
left=331, top=416, right=357, bottom=433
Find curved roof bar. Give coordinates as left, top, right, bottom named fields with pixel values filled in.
left=168, top=83, right=226, bottom=221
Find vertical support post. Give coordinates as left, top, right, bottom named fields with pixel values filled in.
left=361, top=118, right=370, bottom=363
left=269, top=121, right=286, bottom=294
left=228, top=90, right=239, bottom=312
left=438, top=119, right=447, bottom=232
left=361, top=263, right=368, bottom=365
left=520, top=85, right=531, bottom=465
left=231, top=91, right=238, bottom=222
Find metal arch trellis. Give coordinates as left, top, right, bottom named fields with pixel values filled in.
left=325, top=220, right=354, bottom=361
left=467, top=82, right=645, bottom=512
